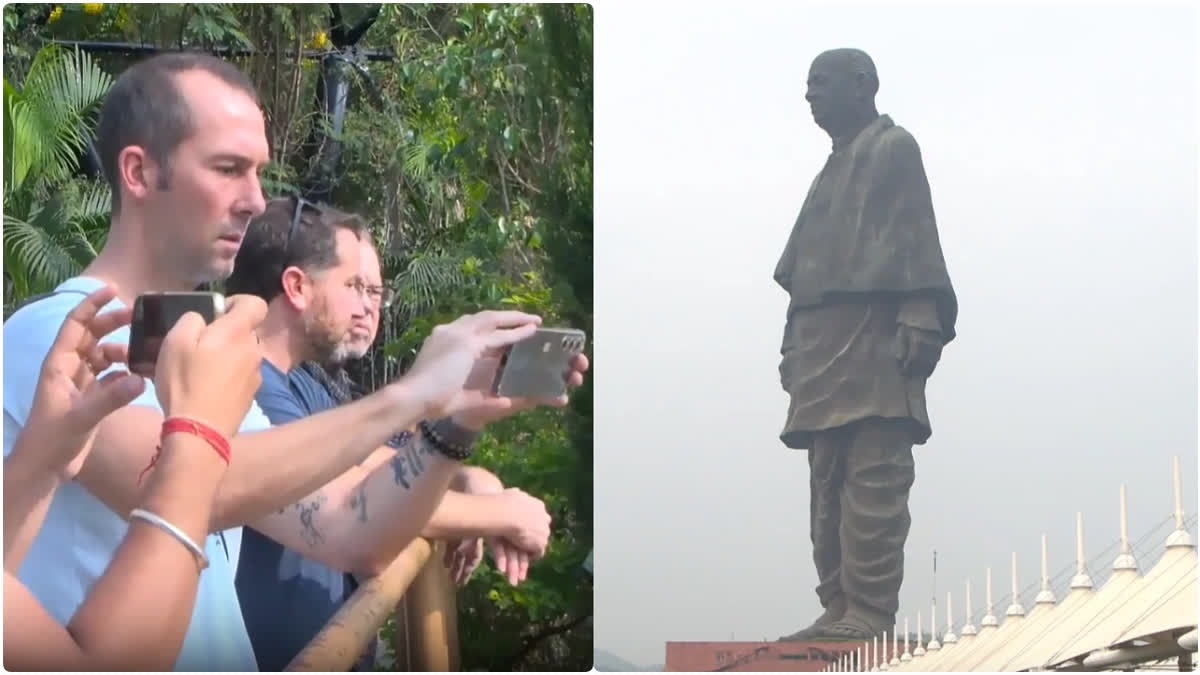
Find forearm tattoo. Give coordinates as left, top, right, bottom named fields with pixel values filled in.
left=389, top=429, right=436, bottom=490
left=347, top=485, right=368, bottom=523
left=295, top=494, right=327, bottom=548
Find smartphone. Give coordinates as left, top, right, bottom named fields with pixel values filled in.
left=128, top=292, right=226, bottom=377
left=492, top=327, right=587, bottom=399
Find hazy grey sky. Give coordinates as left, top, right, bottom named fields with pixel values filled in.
left=594, top=3, right=1198, bottom=667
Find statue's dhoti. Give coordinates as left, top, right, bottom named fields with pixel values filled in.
left=779, top=298, right=932, bottom=620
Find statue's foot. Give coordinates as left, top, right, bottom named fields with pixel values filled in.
left=778, top=623, right=828, bottom=642
left=809, top=609, right=892, bottom=642
left=778, top=599, right=846, bottom=642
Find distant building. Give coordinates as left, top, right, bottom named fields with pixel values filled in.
left=665, top=641, right=856, bottom=672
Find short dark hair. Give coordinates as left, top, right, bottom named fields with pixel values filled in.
left=95, top=52, right=260, bottom=212
left=225, top=196, right=368, bottom=302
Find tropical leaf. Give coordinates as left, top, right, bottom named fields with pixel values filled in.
left=11, top=45, right=112, bottom=187
left=62, top=178, right=112, bottom=260
left=393, top=252, right=463, bottom=317
left=4, top=81, right=40, bottom=194
left=3, top=213, right=83, bottom=289
left=3, top=45, right=114, bottom=298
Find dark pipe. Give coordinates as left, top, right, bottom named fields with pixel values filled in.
left=46, top=39, right=395, bottom=62
left=302, top=53, right=353, bottom=203
left=301, top=4, right=382, bottom=203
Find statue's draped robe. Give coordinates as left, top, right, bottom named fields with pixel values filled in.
left=774, top=114, right=957, bottom=450
left=774, top=115, right=958, bottom=621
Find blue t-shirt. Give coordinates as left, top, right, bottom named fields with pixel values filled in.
left=236, top=361, right=357, bottom=671
left=2, top=277, right=267, bottom=671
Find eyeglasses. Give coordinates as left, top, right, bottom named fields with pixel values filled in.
left=346, top=278, right=394, bottom=309
left=366, top=284, right=394, bottom=309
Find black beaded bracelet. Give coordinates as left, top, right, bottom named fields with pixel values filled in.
left=418, top=418, right=476, bottom=460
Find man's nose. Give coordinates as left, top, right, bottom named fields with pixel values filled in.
left=237, top=175, right=268, bottom=221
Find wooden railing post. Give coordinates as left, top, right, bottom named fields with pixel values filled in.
left=402, top=540, right=461, bottom=671
left=286, top=538, right=463, bottom=672
left=285, top=539, right=434, bottom=672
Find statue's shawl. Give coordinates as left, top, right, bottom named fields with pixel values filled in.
left=774, top=115, right=958, bottom=343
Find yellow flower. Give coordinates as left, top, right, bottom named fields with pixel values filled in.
left=48, top=5, right=63, bottom=23
left=310, top=30, right=328, bottom=49
left=81, top=2, right=104, bottom=15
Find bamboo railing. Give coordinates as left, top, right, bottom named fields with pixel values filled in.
left=285, top=539, right=460, bottom=672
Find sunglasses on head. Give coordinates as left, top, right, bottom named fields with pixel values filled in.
left=285, top=192, right=321, bottom=257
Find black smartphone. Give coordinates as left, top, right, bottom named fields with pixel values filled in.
left=128, top=292, right=226, bottom=378
left=492, top=327, right=587, bottom=399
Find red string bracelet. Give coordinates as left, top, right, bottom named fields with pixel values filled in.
left=137, top=417, right=232, bottom=486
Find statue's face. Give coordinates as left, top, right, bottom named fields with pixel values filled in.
left=805, top=54, right=862, bottom=131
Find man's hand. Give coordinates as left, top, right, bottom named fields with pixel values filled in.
left=488, top=488, right=553, bottom=586
left=438, top=472, right=551, bottom=586
left=896, top=324, right=943, bottom=379
left=152, top=294, right=267, bottom=438
left=440, top=487, right=551, bottom=587
left=453, top=351, right=590, bottom=431
left=403, top=310, right=541, bottom=421
left=487, top=536, right=532, bottom=586
left=22, top=285, right=146, bottom=480
left=494, top=488, right=552, bottom=558
left=440, top=466, right=503, bottom=585
left=443, top=538, right=485, bottom=586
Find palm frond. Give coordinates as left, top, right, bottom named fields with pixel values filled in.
left=4, top=82, right=42, bottom=194
left=394, top=252, right=463, bottom=316
left=3, top=46, right=115, bottom=300
left=15, top=46, right=113, bottom=186
left=402, top=136, right=433, bottom=180
left=3, top=213, right=84, bottom=291
left=65, top=179, right=112, bottom=259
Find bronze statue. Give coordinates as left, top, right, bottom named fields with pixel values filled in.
left=774, top=48, right=957, bottom=642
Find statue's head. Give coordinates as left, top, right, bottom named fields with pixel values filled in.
left=806, top=48, right=879, bottom=134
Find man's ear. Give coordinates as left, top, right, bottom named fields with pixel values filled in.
left=854, top=71, right=870, bottom=94
left=280, top=266, right=308, bottom=311
left=117, top=146, right=154, bottom=201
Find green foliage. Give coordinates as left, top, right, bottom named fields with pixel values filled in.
left=3, top=43, right=113, bottom=309
left=2, top=4, right=592, bottom=669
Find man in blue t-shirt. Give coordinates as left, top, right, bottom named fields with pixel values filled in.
left=228, top=204, right=568, bottom=670
left=3, top=54, right=586, bottom=672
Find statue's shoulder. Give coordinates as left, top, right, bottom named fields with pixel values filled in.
left=873, top=118, right=923, bottom=165
left=876, top=117, right=920, bottom=148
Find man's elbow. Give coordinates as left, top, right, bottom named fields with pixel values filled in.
left=347, top=528, right=425, bottom=579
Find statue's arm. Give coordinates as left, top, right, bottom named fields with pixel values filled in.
left=880, top=128, right=950, bottom=342
left=897, top=297, right=941, bottom=334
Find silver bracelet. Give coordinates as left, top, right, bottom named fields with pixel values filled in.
left=128, top=508, right=209, bottom=571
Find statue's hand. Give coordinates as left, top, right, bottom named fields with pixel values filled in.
left=896, top=324, right=943, bottom=378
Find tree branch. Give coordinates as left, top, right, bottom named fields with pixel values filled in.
left=506, top=613, right=591, bottom=668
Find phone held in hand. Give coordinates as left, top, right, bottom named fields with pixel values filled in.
left=128, top=292, right=226, bottom=377
left=491, top=327, right=587, bottom=399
